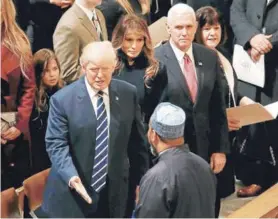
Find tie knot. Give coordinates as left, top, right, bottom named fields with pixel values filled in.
left=92, top=11, right=97, bottom=21
left=184, top=54, right=192, bottom=64
left=98, top=90, right=104, bottom=96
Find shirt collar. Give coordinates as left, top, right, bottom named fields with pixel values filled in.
left=85, top=76, right=109, bottom=97
left=170, top=39, right=194, bottom=64
left=75, top=0, right=95, bottom=21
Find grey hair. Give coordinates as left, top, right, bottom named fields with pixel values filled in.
left=167, top=3, right=196, bottom=25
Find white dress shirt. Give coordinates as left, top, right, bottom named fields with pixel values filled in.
left=75, top=0, right=95, bottom=22
left=85, top=76, right=110, bottom=125
left=68, top=77, right=110, bottom=187
left=170, top=39, right=198, bottom=81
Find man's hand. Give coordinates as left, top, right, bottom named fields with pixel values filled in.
left=50, top=0, right=73, bottom=8
left=250, top=34, right=272, bottom=54
left=1, top=127, right=21, bottom=141
left=248, top=47, right=261, bottom=63
left=210, top=153, right=226, bottom=174
left=70, top=177, right=92, bottom=204
left=227, top=116, right=241, bottom=131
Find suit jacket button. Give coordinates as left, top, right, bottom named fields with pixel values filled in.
left=257, top=15, right=261, bottom=19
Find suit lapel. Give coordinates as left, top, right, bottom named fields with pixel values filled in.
left=73, top=4, right=98, bottom=40
left=108, top=80, right=120, bottom=162
left=77, top=76, right=97, bottom=145
left=192, top=43, right=204, bottom=107
left=96, top=10, right=108, bottom=41
left=163, top=42, right=193, bottom=102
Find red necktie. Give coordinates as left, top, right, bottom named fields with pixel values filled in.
left=183, top=54, right=198, bottom=102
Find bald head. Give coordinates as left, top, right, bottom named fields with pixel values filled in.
left=166, top=3, right=197, bottom=52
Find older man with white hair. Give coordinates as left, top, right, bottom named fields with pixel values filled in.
left=135, top=102, right=216, bottom=218
left=155, top=3, right=229, bottom=217
left=40, top=41, right=149, bottom=218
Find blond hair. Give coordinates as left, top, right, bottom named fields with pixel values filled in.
left=1, top=0, right=33, bottom=78
left=116, top=0, right=150, bottom=15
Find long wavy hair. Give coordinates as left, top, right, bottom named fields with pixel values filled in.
left=1, top=0, right=33, bottom=78
left=116, top=0, right=150, bottom=15
left=33, top=49, right=63, bottom=112
left=112, top=14, right=159, bottom=83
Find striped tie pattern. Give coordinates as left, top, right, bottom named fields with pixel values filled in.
left=91, top=91, right=108, bottom=192
left=92, top=12, right=103, bottom=41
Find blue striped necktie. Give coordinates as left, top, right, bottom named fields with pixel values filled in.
left=91, top=91, right=109, bottom=192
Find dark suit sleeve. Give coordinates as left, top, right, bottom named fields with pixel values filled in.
left=128, top=88, right=149, bottom=185
left=144, top=62, right=168, bottom=123
left=135, top=173, right=171, bottom=218
left=230, top=0, right=261, bottom=49
left=209, top=59, right=230, bottom=154
left=45, top=95, right=79, bottom=185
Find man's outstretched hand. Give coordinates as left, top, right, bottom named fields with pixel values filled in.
left=70, top=176, right=92, bottom=204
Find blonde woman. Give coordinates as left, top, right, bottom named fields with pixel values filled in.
left=98, top=0, right=151, bottom=40
left=1, top=0, right=36, bottom=190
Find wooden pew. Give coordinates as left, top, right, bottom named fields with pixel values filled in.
left=227, top=183, right=278, bottom=218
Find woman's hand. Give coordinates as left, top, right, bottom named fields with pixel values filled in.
left=1, top=127, right=21, bottom=141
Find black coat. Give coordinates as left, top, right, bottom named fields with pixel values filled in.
left=98, top=0, right=150, bottom=40
left=136, top=145, right=217, bottom=218
left=113, top=50, right=168, bottom=123
left=155, top=42, right=230, bottom=161
left=29, top=88, right=58, bottom=174
left=27, top=0, right=68, bottom=52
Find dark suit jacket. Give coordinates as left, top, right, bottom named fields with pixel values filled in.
left=136, top=145, right=216, bottom=218
left=41, top=77, right=149, bottom=217
left=27, top=0, right=68, bottom=52
left=1, top=45, right=36, bottom=140
left=155, top=42, right=229, bottom=161
left=98, top=0, right=150, bottom=40
left=230, top=0, right=278, bottom=102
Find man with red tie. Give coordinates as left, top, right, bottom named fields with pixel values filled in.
left=155, top=3, right=229, bottom=217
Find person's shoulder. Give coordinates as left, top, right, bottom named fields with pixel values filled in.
left=111, top=78, right=137, bottom=93
left=55, top=4, right=81, bottom=29
left=51, top=78, right=81, bottom=102
left=141, top=161, right=168, bottom=184
left=154, top=41, right=169, bottom=54
left=193, top=42, right=217, bottom=56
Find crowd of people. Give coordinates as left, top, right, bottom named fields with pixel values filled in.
left=1, top=0, right=278, bottom=218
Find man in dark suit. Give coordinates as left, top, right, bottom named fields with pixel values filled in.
left=230, top=0, right=278, bottom=197
left=41, top=41, right=149, bottom=218
left=155, top=4, right=229, bottom=216
left=136, top=102, right=216, bottom=218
